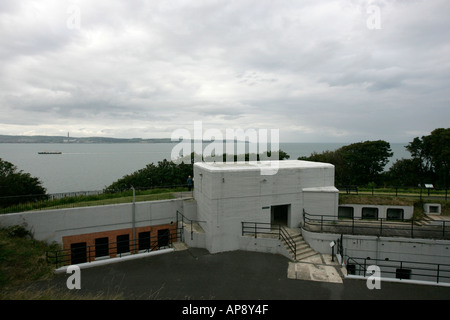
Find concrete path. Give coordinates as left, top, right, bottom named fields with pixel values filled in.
left=288, top=254, right=345, bottom=284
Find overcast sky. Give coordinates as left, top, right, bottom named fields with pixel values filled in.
left=0, top=0, right=449, bottom=143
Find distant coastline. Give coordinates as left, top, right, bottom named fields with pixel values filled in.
left=0, top=134, right=252, bottom=144
left=0, top=134, right=175, bottom=144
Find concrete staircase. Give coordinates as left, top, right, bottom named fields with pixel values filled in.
left=414, top=214, right=450, bottom=226
left=282, top=228, right=318, bottom=262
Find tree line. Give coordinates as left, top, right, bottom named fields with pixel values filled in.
left=299, top=128, right=449, bottom=188
left=104, top=150, right=291, bottom=192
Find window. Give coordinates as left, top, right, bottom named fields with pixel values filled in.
left=338, top=206, right=354, bottom=219
left=71, top=242, right=87, bottom=264
left=116, top=234, right=130, bottom=254
left=387, top=208, right=404, bottom=221
left=429, top=205, right=439, bottom=214
left=396, top=268, right=411, bottom=280
left=362, top=207, right=378, bottom=220
left=138, top=231, right=151, bottom=251
left=158, top=229, right=170, bottom=248
left=95, top=237, right=109, bottom=258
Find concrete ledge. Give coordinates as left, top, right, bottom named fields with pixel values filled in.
left=54, top=248, right=174, bottom=274
left=344, top=274, right=450, bottom=287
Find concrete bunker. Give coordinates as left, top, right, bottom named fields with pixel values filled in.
left=193, top=160, right=339, bottom=254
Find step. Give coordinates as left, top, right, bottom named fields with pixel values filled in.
left=296, top=249, right=319, bottom=261
left=280, top=227, right=319, bottom=261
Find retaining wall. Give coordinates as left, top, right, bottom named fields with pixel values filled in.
left=0, top=198, right=196, bottom=245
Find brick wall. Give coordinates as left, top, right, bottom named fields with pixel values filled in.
left=62, top=223, right=178, bottom=263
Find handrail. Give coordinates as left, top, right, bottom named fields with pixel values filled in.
left=303, top=211, right=450, bottom=240
left=345, top=256, right=450, bottom=284
left=279, top=226, right=296, bottom=260
left=241, top=221, right=297, bottom=260
left=46, top=230, right=181, bottom=268
left=176, top=210, right=206, bottom=241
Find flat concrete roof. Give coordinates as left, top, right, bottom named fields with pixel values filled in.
left=194, top=160, right=334, bottom=172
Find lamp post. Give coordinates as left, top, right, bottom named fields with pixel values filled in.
left=131, top=186, right=136, bottom=252
left=330, top=241, right=336, bottom=262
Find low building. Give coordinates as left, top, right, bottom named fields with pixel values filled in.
left=193, top=160, right=338, bottom=253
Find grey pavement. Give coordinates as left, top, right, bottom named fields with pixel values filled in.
left=31, top=246, right=450, bottom=301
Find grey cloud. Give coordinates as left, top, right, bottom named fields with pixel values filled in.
left=0, top=0, right=449, bottom=141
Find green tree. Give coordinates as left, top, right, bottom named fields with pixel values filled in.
left=298, top=140, right=393, bottom=186
left=385, top=158, right=423, bottom=187
left=0, top=159, right=47, bottom=208
left=339, top=140, right=393, bottom=185
left=105, top=159, right=193, bottom=192
left=404, top=128, right=450, bottom=188
left=298, top=150, right=346, bottom=185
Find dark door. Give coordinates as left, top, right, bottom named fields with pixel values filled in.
left=138, top=231, right=151, bottom=251
left=95, top=237, right=109, bottom=258
left=71, top=242, right=87, bottom=264
left=158, top=229, right=170, bottom=248
left=271, top=205, right=289, bottom=226
left=116, top=234, right=130, bottom=254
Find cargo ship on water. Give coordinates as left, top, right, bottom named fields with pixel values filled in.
left=38, top=151, right=62, bottom=154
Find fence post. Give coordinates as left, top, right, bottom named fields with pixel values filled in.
left=351, top=217, right=354, bottom=234
left=437, top=264, right=440, bottom=283
left=443, top=221, right=446, bottom=239
left=254, top=223, right=257, bottom=239
left=363, top=258, right=367, bottom=276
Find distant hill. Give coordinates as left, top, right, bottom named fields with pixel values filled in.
left=0, top=134, right=175, bottom=143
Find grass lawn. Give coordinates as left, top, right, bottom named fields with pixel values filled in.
left=1, top=187, right=190, bottom=214
left=339, top=194, right=450, bottom=219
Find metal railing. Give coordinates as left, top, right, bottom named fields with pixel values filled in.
left=345, top=256, right=450, bottom=284
left=338, top=185, right=449, bottom=201
left=176, top=210, right=206, bottom=241
left=0, top=184, right=193, bottom=214
left=241, top=222, right=297, bottom=260
left=46, top=230, right=181, bottom=268
left=302, top=211, right=450, bottom=240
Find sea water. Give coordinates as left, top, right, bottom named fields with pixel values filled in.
left=0, top=142, right=409, bottom=193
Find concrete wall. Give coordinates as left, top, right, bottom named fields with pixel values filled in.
left=303, top=187, right=339, bottom=218
left=0, top=198, right=190, bottom=245
left=238, top=236, right=293, bottom=260
left=302, top=228, right=450, bottom=267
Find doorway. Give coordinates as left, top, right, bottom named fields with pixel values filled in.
left=70, top=242, right=87, bottom=264
left=158, top=229, right=170, bottom=248
left=271, top=204, right=290, bottom=226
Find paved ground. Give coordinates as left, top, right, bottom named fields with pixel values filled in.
left=31, top=244, right=450, bottom=301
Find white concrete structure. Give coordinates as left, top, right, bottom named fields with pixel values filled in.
left=424, top=203, right=441, bottom=215
left=338, top=204, right=414, bottom=220
left=194, top=160, right=338, bottom=253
